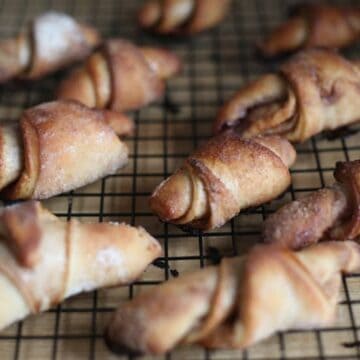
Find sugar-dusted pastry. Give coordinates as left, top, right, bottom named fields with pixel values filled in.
left=0, top=201, right=162, bottom=331
left=106, top=241, right=360, bottom=355
left=0, top=100, right=131, bottom=200
left=214, top=49, right=360, bottom=143
left=138, top=0, right=232, bottom=35
left=258, top=4, right=360, bottom=58
left=57, top=39, right=181, bottom=112
left=0, top=11, right=101, bottom=83
left=263, top=160, right=360, bottom=250
left=150, top=131, right=296, bottom=230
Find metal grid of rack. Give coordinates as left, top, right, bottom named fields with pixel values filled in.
left=0, top=0, right=360, bottom=359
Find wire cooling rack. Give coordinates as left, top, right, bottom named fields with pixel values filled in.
left=1, top=0, right=360, bottom=359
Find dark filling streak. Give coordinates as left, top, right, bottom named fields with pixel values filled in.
left=222, top=96, right=289, bottom=135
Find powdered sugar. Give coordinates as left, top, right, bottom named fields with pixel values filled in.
left=96, top=246, right=124, bottom=268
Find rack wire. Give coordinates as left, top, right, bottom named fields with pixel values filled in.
left=0, top=0, right=360, bottom=359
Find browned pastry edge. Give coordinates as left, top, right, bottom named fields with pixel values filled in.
left=57, top=39, right=182, bottom=112
left=0, top=201, right=41, bottom=268
left=1, top=118, right=40, bottom=200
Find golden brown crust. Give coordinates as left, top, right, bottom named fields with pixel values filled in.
left=57, top=39, right=181, bottom=112
left=263, top=160, right=360, bottom=250
left=263, top=187, right=349, bottom=250
left=138, top=0, right=232, bottom=35
left=150, top=132, right=296, bottom=230
left=0, top=35, right=29, bottom=83
left=215, top=49, right=360, bottom=143
left=0, top=100, right=129, bottom=200
left=106, top=241, right=360, bottom=354
left=258, top=4, right=360, bottom=57
left=0, top=201, right=162, bottom=331
left=105, top=39, right=164, bottom=112
left=2, top=118, right=40, bottom=200
left=101, top=110, right=134, bottom=137
left=0, top=12, right=101, bottom=83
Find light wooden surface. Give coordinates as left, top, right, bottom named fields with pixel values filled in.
left=1, top=0, right=360, bottom=359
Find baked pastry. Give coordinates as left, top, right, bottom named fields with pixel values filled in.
left=150, top=131, right=296, bottom=230
left=138, top=0, right=232, bottom=35
left=214, top=49, right=360, bottom=143
left=258, top=4, right=360, bottom=58
left=0, top=200, right=162, bottom=331
left=263, top=160, right=360, bottom=250
left=0, top=11, right=100, bottom=83
left=106, top=241, right=360, bottom=355
left=57, top=39, right=182, bottom=112
left=0, top=100, right=131, bottom=200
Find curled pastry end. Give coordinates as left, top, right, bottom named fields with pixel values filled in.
left=257, top=16, right=307, bottom=58
left=137, top=0, right=161, bottom=30
left=253, top=135, right=296, bottom=168
left=0, top=201, right=42, bottom=268
left=138, top=0, right=231, bottom=36
left=101, top=110, right=134, bottom=137
left=0, top=36, right=29, bottom=83
left=150, top=169, right=192, bottom=223
left=141, top=47, right=182, bottom=79
left=56, top=67, right=97, bottom=108
left=104, top=308, right=145, bottom=356
left=79, top=23, right=101, bottom=49
left=213, top=74, right=292, bottom=136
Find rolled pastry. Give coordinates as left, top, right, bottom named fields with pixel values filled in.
left=106, top=241, right=360, bottom=355
left=0, top=200, right=162, bottom=332
left=214, top=49, right=360, bottom=143
left=258, top=4, right=360, bottom=58
left=0, top=100, right=131, bottom=200
left=264, top=160, right=360, bottom=250
left=138, top=0, right=232, bottom=35
left=57, top=39, right=182, bottom=112
left=0, top=11, right=101, bottom=83
left=150, top=131, right=296, bottom=230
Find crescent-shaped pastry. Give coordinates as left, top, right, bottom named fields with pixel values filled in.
left=138, top=0, right=232, bottom=35
left=0, top=11, right=100, bottom=83
left=0, top=200, right=162, bottom=332
left=106, top=241, right=360, bottom=355
left=258, top=4, right=360, bottom=58
left=150, top=131, right=296, bottom=230
left=0, top=100, right=131, bottom=200
left=263, top=160, right=360, bottom=250
left=214, top=49, right=360, bottom=143
left=57, top=39, right=182, bottom=112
